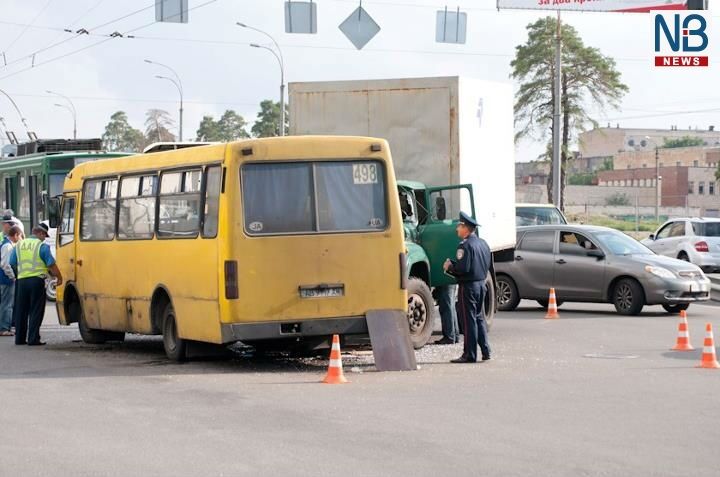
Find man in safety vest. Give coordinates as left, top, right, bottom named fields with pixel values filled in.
left=9, top=223, right=63, bottom=346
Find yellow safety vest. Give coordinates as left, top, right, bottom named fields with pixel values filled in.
left=17, top=237, right=47, bottom=280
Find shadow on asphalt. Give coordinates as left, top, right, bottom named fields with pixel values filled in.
left=505, top=306, right=673, bottom=318
left=660, top=349, right=718, bottom=361
left=0, top=337, right=382, bottom=381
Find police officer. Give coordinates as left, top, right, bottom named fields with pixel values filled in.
left=443, top=212, right=492, bottom=363
left=10, top=223, right=63, bottom=346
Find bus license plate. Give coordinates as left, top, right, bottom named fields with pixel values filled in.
left=299, top=286, right=344, bottom=298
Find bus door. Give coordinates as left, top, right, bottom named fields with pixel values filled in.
left=57, top=192, right=78, bottom=285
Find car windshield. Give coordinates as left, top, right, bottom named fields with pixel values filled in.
left=692, top=222, right=720, bottom=237
left=594, top=231, right=653, bottom=256
left=516, top=206, right=566, bottom=226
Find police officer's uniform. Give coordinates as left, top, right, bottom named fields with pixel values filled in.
left=10, top=226, right=54, bottom=346
left=446, top=212, right=492, bottom=363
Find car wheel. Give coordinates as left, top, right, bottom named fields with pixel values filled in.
left=662, top=303, right=690, bottom=314
left=162, top=302, right=187, bottom=362
left=45, top=277, right=57, bottom=302
left=496, top=275, right=520, bottom=312
left=406, top=278, right=436, bottom=350
left=613, top=278, right=645, bottom=315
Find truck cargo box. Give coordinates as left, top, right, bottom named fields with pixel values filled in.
left=290, top=76, right=516, bottom=252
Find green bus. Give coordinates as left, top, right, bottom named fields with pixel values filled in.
left=0, top=139, right=132, bottom=231
left=0, top=139, right=133, bottom=299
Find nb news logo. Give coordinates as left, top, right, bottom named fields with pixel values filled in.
left=654, top=13, right=709, bottom=67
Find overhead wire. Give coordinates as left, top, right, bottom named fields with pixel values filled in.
left=2, top=0, right=56, bottom=53
left=0, top=0, right=219, bottom=81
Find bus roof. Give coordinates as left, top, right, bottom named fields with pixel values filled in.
left=0, top=151, right=133, bottom=173
left=63, top=136, right=390, bottom=191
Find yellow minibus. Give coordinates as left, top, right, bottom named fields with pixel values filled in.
left=52, top=136, right=407, bottom=360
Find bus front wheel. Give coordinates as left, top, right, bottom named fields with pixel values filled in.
left=162, top=302, right=187, bottom=362
left=77, top=303, right=125, bottom=344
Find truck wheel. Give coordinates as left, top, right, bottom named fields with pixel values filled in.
left=162, top=302, right=187, bottom=362
left=613, top=278, right=645, bottom=316
left=496, top=274, right=520, bottom=312
left=483, top=273, right=496, bottom=330
left=406, top=278, right=436, bottom=350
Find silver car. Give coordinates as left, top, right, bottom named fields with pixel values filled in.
left=642, top=218, right=720, bottom=273
left=495, top=225, right=710, bottom=315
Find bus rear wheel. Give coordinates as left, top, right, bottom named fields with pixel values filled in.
left=162, top=302, right=187, bottom=362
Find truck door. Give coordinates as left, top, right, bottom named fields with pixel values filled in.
left=418, top=185, right=475, bottom=287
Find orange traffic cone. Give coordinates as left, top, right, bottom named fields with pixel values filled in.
left=697, top=323, right=720, bottom=369
left=671, top=310, right=694, bottom=351
left=323, top=334, right=349, bottom=384
left=545, top=288, right=560, bottom=319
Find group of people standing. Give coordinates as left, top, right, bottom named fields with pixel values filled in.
left=0, top=211, right=63, bottom=346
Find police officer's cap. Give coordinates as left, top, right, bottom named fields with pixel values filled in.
left=459, top=212, right=479, bottom=228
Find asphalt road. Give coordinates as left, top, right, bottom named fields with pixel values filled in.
left=1, top=301, right=719, bottom=477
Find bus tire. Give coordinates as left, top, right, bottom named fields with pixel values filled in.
left=77, top=303, right=124, bottom=344
left=407, top=277, right=436, bottom=350
left=162, top=302, right=187, bottom=362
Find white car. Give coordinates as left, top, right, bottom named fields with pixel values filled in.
left=643, top=218, right=720, bottom=273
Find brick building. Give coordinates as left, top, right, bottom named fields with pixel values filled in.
left=580, top=126, right=720, bottom=160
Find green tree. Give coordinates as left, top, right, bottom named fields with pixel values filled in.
left=144, top=109, right=176, bottom=144
left=251, top=100, right=288, bottom=138
left=662, top=136, right=705, bottom=148
left=511, top=17, right=628, bottom=210
left=196, top=110, right=250, bottom=142
left=196, top=115, right=221, bottom=141
left=101, top=111, right=145, bottom=152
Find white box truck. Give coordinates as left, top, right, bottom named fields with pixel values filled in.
left=290, top=76, right=516, bottom=348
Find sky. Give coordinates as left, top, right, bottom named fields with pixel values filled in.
left=0, top=0, right=718, bottom=162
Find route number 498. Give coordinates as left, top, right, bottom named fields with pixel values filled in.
left=353, top=163, right=378, bottom=184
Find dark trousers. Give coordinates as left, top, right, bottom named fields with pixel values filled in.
left=457, top=281, right=491, bottom=362
left=13, top=277, right=47, bottom=345
left=437, top=285, right=459, bottom=342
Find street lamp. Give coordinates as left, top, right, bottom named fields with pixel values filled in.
left=46, top=90, right=77, bottom=139
left=144, top=59, right=184, bottom=141
left=646, top=136, right=661, bottom=224
left=54, top=104, right=77, bottom=140
left=237, top=22, right=286, bottom=136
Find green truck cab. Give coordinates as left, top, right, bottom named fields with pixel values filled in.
left=398, top=181, right=497, bottom=348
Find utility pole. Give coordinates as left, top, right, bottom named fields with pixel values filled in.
left=551, top=10, right=562, bottom=209
left=655, top=146, right=660, bottom=224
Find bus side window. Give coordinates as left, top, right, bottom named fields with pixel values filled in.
left=157, top=169, right=202, bottom=239
left=59, top=197, right=76, bottom=247
left=117, top=175, right=156, bottom=240
left=202, top=166, right=222, bottom=238
left=81, top=178, right=117, bottom=241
